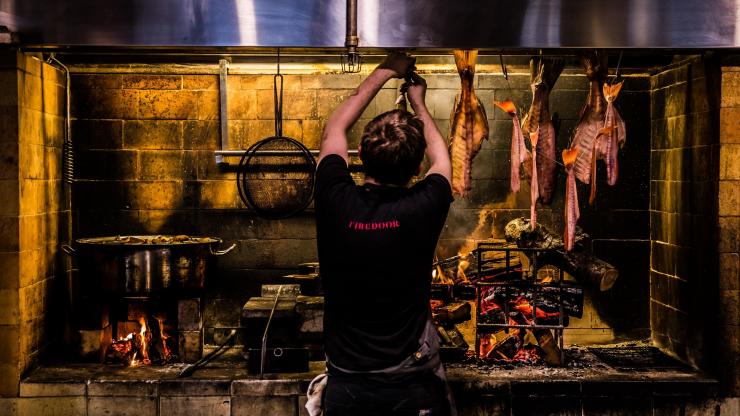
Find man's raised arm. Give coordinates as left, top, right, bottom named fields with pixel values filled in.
left=318, top=53, right=416, bottom=165
left=406, top=73, right=452, bottom=183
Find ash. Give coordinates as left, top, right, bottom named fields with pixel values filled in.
left=444, top=340, right=694, bottom=379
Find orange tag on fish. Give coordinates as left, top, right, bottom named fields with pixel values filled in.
left=494, top=100, right=517, bottom=114
left=561, top=148, right=578, bottom=167
left=603, top=81, right=624, bottom=100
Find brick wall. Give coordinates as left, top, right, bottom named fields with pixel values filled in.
left=649, top=56, right=722, bottom=375
left=68, top=60, right=651, bottom=347
left=718, top=65, right=740, bottom=395
left=0, top=52, right=67, bottom=397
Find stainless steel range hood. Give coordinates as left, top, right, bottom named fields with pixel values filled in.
left=1, top=0, right=739, bottom=49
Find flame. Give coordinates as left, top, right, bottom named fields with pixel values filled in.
left=138, top=317, right=151, bottom=365
left=456, top=252, right=470, bottom=283
left=432, top=258, right=454, bottom=285
left=108, top=312, right=173, bottom=366
left=157, top=316, right=171, bottom=359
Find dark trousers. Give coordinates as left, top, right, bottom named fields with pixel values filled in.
left=324, top=373, right=450, bottom=416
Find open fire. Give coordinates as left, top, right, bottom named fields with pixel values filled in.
left=433, top=243, right=585, bottom=367
left=106, top=314, right=174, bottom=366
left=478, top=286, right=567, bottom=365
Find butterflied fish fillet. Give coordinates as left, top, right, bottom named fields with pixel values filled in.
left=562, top=148, right=580, bottom=251
left=571, top=50, right=627, bottom=195
left=601, top=81, right=626, bottom=186
left=521, top=57, right=564, bottom=205
left=529, top=130, right=540, bottom=230
left=494, top=100, right=529, bottom=193
left=448, top=50, right=490, bottom=197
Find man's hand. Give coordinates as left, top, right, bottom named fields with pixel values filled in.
left=405, top=72, right=427, bottom=113
left=376, top=52, right=416, bottom=79
left=319, top=54, right=414, bottom=165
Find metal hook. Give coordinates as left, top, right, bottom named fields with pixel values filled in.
left=499, top=53, right=509, bottom=81
left=610, top=50, right=624, bottom=85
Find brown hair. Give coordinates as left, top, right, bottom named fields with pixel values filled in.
left=359, top=109, right=426, bottom=186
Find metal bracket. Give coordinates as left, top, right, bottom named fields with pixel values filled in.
left=216, top=59, right=229, bottom=165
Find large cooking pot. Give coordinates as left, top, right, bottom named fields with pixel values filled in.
left=62, top=235, right=236, bottom=295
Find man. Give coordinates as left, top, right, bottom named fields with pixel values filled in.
left=313, top=52, right=455, bottom=416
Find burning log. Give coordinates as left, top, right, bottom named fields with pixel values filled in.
left=480, top=285, right=583, bottom=318
left=531, top=328, right=562, bottom=366
left=480, top=328, right=521, bottom=360
left=504, top=218, right=619, bottom=291
left=431, top=300, right=472, bottom=362
left=433, top=302, right=472, bottom=324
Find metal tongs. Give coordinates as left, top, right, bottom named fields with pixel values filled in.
left=260, top=285, right=283, bottom=379
left=177, top=329, right=237, bottom=378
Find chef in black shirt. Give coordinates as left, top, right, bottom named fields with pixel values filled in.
left=312, top=53, right=455, bottom=416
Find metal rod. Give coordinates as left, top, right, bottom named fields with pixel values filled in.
left=477, top=323, right=565, bottom=330
left=215, top=149, right=359, bottom=157
left=216, top=59, right=229, bottom=165
left=260, top=285, right=283, bottom=379
left=178, top=329, right=237, bottom=378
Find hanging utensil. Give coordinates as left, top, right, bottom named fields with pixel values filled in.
left=236, top=50, right=317, bottom=219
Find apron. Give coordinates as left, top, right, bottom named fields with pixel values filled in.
left=306, top=319, right=457, bottom=416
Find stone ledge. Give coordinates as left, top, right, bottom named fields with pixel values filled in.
left=12, top=360, right=725, bottom=416
left=19, top=382, right=86, bottom=397
left=21, top=358, right=719, bottom=398
left=87, top=380, right=158, bottom=397
left=231, top=379, right=302, bottom=397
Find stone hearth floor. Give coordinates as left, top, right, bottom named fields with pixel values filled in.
left=8, top=346, right=733, bottom=416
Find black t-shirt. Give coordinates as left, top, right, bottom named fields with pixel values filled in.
left=314, top=154, right=452, bottom=371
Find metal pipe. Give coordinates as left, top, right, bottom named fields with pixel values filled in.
left=345, top=0, right=358, bottom=51
left=216, top=59, right=229, bottom=165
left=341, top=0, right=362, bottom=73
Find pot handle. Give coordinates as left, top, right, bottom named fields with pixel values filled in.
left=61, top=244, right=76, bottom=256
left=210, top=243, right=237, bottom=256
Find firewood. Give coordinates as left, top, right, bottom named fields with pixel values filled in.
left=533, top=329, right=562, bottom=366
left=504, top=218, right=619, bottom=291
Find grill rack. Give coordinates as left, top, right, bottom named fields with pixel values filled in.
left=474, top=242, right=570, bottom=365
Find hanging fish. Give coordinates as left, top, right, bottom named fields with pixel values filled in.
left=529, top=130, right=539, bottom=230
left=589, top=125, right=617, bottom=204
left=521, top=57, right=564, bottom=205
left=602, top=81, right=625, bottom=186
left=562, top=148, right=580, bottom=251
left=571, top=50, right=627, bottom=202
left=494, top=100, right=529, bottom=193
left=448, top=50, right=490, bottom=197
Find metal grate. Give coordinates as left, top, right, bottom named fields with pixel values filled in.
left=475, top=242, right=584, bottom=366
